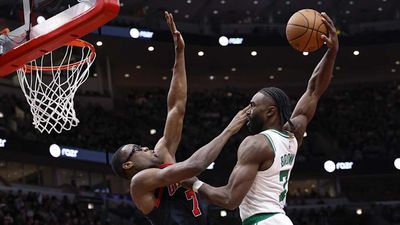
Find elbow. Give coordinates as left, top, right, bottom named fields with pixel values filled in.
left=223, top=199, right=240, bottom=210
left=175, top=104, right=186, bottom=115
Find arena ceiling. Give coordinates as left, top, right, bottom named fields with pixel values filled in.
left=0, top=0, right=399, bottom=90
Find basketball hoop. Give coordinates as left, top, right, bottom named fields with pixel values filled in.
left=17, top=39, right=96, bottom=134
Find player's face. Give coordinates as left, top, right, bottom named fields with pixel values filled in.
left=247, top=93, right=267, bottom=134
left=124, top=144, right=160, bottom=172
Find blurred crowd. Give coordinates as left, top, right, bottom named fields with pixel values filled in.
left=0, top=189, right=399, bottom=225
left=1, top=81, right=399, bottom=162
left=0, top=190, right=105, bottom=225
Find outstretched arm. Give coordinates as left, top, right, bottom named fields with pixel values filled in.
left=131, top=106, right=249, bottom=205
left=185, top=135, right=272, bottom=210
left=154, top=12, right=187, bottom=160
left=285, top=12, right=339, bottom=145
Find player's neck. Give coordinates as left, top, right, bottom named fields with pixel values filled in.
left=263, top=121, right=282, bottom=132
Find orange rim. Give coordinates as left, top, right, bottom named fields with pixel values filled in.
left=23, top=39, right=96, bottom=73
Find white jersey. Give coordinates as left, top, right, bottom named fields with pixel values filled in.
left=239, top=129, right=298, bottom=221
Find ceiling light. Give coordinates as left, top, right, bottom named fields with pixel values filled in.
left=0, top=112, right=3, bottom=118
left=174, top=9, right=179, bottom=14
left=269, top=75, right=275, bottom=80
left=353, top=50, right=359, bottom=56
left=317, top=1, right=322, bottom=5
left=124, top=73, right=130, bottom=78
left=335, top=66, right=341, bottom=70
left=93, top=73, right=98, bottom=77
left=209, top=75, right=215, bottom=80
left=277, top=67, right=283, bottom=71
left=162, top=76, right=167, bottom=80
left=150, top=129, right=157, bottom=135
left=231, top=67, right=236, bottom=72
left=148, top=46, right=155, bottom=52
left=220, top=0, right=226, bottom=4
left=96, top=41, right=103, bottom=46
left=378, top=7, right=383, bottom=11
left=198, top=51, right=204, bottom=56
left=349, top=1, right=354, bottom=5
left=395, top=158, right=400, bottom=170
left=391, top=68, right=396, bottom=73
left=224, top=76, right=229, bottom=80
left=184, top=14, right=190, bottom=19
left=395, top=60, right=400, bottom=65
left=285, top=0, right=291, bottom=4
left=213, top=10, right=218, bottom=15
left=303, top=52, right=309, bottom=56
left=356, top=209, right=363, bottom=215
left=136, top=65, right=141, bottom=69
left=251, top=51, right=257, bottom=56
left=187, top=0, right=191, bottom=3
left=345, top=10, right=350, bottom=14
left=219, top=36, right=229, bottom=46
left=253, top=0, right=258, bottom=4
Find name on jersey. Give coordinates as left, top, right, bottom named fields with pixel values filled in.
left=281, top=153, right=295, bottom=167
left=167, top=183, right=181, bottom=196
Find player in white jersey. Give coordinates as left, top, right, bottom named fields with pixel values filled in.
left=183, top=12, right=339, bottom=225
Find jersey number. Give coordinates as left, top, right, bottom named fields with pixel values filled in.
left=279, top=169, right=290, bottom=202
left=185, top=190, right=202, bottom=217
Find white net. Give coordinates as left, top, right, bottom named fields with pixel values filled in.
left=16, top=40, right=96, bottom=134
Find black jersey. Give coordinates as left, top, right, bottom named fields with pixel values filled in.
left=146, top=163, right=207, bottom=225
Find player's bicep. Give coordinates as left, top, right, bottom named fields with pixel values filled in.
left=226, top=162, right=259, bottom=207
left=291, top=91, right=318, bottom=121
left=290, top=91, right=318, bottom=141
left=224, top=136, right=268, bottom=208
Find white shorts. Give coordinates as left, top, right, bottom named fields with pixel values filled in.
left=247, top=213, right=293, bottom=225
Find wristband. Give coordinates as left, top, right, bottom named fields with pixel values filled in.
left=192, top=180, right=204, bottom=193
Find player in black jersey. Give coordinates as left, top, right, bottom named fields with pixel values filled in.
left=111, top=12, right=249, bottom=225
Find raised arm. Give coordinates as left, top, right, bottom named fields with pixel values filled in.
left=154, top=12, right=187, bottom=159
left=285, top=12, right=339, bottom=144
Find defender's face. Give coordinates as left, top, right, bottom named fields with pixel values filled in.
left=123, top=144, right=160, bottom=172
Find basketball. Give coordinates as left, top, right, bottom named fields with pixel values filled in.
left=286, top=9, right=328, bottom=52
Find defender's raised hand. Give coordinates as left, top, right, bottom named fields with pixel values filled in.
left=225, top=105, right=251, bottom=134
left=165, top=11, right=185, bottom=52
left=320, top=12, right=339, bottom=52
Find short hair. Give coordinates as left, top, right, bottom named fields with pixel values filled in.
left=259, top=87, right=292, bottom=127
left=111, top=145, right=130, bottom=179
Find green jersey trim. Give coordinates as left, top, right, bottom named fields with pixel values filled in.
left=263, top=133, right=276, bottom=153
left=242, top=213, right=279, bottom=225
left=269, top=129, right=292, bottom=138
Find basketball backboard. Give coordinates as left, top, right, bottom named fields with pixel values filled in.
left=0, top=0, right=120, bottom=77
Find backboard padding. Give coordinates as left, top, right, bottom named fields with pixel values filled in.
left=0, top=0, right=119, bottom=77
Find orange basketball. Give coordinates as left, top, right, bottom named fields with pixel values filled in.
left=286, top=9, right=328, bottom=52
